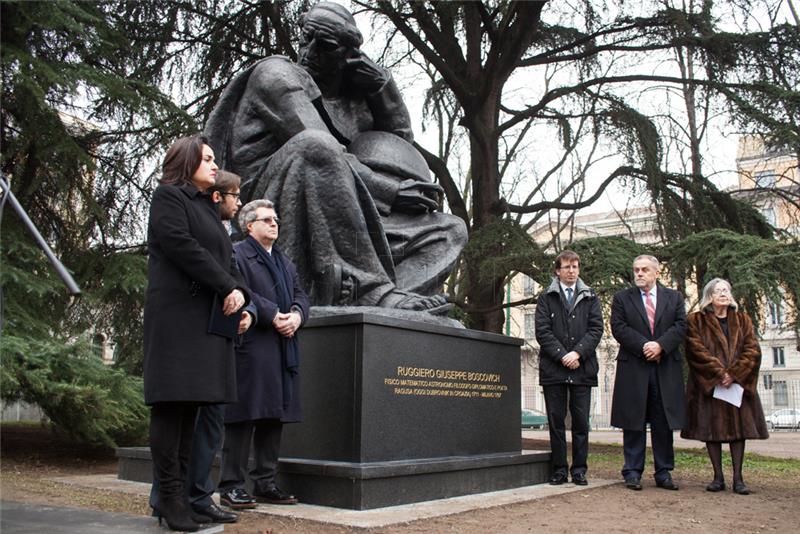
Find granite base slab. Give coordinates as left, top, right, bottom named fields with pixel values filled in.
left=276, top=450, right=550, bottom=509
left=115, top=447, right=550, bottom=510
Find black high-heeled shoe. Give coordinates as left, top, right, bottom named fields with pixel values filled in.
left=152, top=497, right=200, bottom=532
left=153, top=507, right=211, bottom=524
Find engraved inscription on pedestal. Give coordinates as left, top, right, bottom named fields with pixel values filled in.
left=385, top=366, right=509, bottom=399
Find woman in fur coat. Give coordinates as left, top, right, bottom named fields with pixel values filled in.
left=681, top=278, right=768, bottom=495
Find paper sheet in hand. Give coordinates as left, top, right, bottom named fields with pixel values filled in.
left=713, top=383, right=744, bottom=408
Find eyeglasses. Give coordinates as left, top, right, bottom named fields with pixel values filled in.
left=221, top=192, right=240, bottom=199
left=712, top=287, right=732, bottom=295
left=253, top=216, right=280, bottom=225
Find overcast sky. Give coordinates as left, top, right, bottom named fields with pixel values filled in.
left=348, top=1, right=796, bottom=217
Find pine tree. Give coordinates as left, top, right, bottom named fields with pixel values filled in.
left=1, top=0, right=188, bottom=446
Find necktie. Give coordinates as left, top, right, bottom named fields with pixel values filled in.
left=565, top=287, right=574, bottom=308
left=645, top=291, right=656, bottom=334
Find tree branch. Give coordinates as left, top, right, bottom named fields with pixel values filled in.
left=508, top=166, right=642, bottom=214
left=498, top=75, right=770, bottom=133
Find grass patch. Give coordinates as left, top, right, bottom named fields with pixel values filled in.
left=673, top=448, right=800, bottom=470
left=576, top=442, right=800, bottom=489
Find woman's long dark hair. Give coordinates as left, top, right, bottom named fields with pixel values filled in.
left=159, top=134, right=209, bottom=185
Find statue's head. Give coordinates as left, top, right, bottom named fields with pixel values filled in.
left=298, top=2, right=362, bottom=82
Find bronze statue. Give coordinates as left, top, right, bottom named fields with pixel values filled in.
left=205, top=2, right=467, bottom=314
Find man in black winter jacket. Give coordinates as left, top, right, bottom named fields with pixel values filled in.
left=535, top=250, right=604, bottom=486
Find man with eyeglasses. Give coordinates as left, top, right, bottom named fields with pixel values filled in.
left=535, top=250, right=603, bottom=486
left=218, top=199, right=310, bottom=509
left=205, top=2, right=466, bottom=314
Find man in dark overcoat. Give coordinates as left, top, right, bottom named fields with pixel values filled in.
left=218, top=199, right=310, bottom=509
left=535, top=250, right=604, bottom=486
left=610, top=255, right=687, bottom=491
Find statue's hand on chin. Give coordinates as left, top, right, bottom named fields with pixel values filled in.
left=344, top=50, right=388, bottom=94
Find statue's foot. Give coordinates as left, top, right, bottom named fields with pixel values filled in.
left=378, top=290, right=453, bottom=315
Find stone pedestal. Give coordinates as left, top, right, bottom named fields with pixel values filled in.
left=117, top=312, right=549, bottom=509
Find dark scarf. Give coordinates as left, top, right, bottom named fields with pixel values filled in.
left=247, top=236, right=299, bottom=408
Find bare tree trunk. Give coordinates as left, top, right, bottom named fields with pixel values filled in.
left=464, top=98, right=506, bottom=331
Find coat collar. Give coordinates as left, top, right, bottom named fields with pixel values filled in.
left=545, top=276, right=590, bottom=295
left=546, top=277, right=592, bottom=311
left=237, top=236, right=280, bottom=265
left=654, top=284, right=668, bottom=330
left=698, top=309, right=741, bottom=365
left=177, top=182, right=203, bottom=198
left=238, top=236, right=263, bottom=262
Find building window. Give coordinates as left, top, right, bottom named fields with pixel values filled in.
left=772, top=347, right=785, bottom=368
left=768, top=298, right=783, bottom=326
left=523, top=385, right=538, bottom=411
left=524, top=312, right=536, bottom=339
left=522, top=275, right=536, bottom=296
left=774, top=381, right=788, bottom=406
left=761, top=207, right=777, bottom=226
left=763, top=374, right=773, bottom=390
left=755, top=170, right=777, bottom=187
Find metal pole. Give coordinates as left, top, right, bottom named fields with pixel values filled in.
left=0, top=174, right=81, bottom=296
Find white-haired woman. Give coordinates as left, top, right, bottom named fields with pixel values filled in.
left=681, top=278, right=768, bottom=495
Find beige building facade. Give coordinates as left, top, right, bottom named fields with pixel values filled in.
left=735, top=136, right=800, bottom=413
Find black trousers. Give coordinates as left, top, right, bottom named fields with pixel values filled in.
left=621, top=363, right=674, bottom=482
left=543, top=384, right=592, bottom=476
left=148, top=404, right=225, bottom=511
left=218, top=418, right=283, bottom=494
left=149, top=402, right=199, bottom=499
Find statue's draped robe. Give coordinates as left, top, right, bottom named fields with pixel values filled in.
left=205, top=56, right=467, bottom=306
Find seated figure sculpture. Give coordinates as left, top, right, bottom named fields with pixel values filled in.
left=204, top=2, right=467, bottom=314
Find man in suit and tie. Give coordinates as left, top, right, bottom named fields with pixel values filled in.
left=610, top=255, right=687, bottom=490
left=535, top=250, right=604, bottom=486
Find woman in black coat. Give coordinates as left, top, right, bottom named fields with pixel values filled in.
left=143, top=135, right=248, bottom=531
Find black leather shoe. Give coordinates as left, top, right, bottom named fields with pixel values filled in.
left=194, top=503, right=238, bottom=523
left=733, top=481, right=751, bottom=495
left=656, top=476, right=679, bottom=490
left=548, top=472, right=568, bottom=485
left=572, top=473, right=588, bottom=486
left=624, top=477, right=642, bottom=490
left=706, top=479, right=726, bottom=492
left=254, top=486, right=298, bottom=505
left=219, top=488, right=257, bottom=509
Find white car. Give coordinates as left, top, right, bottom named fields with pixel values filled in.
left=766, top=408, right=800, bottom=430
